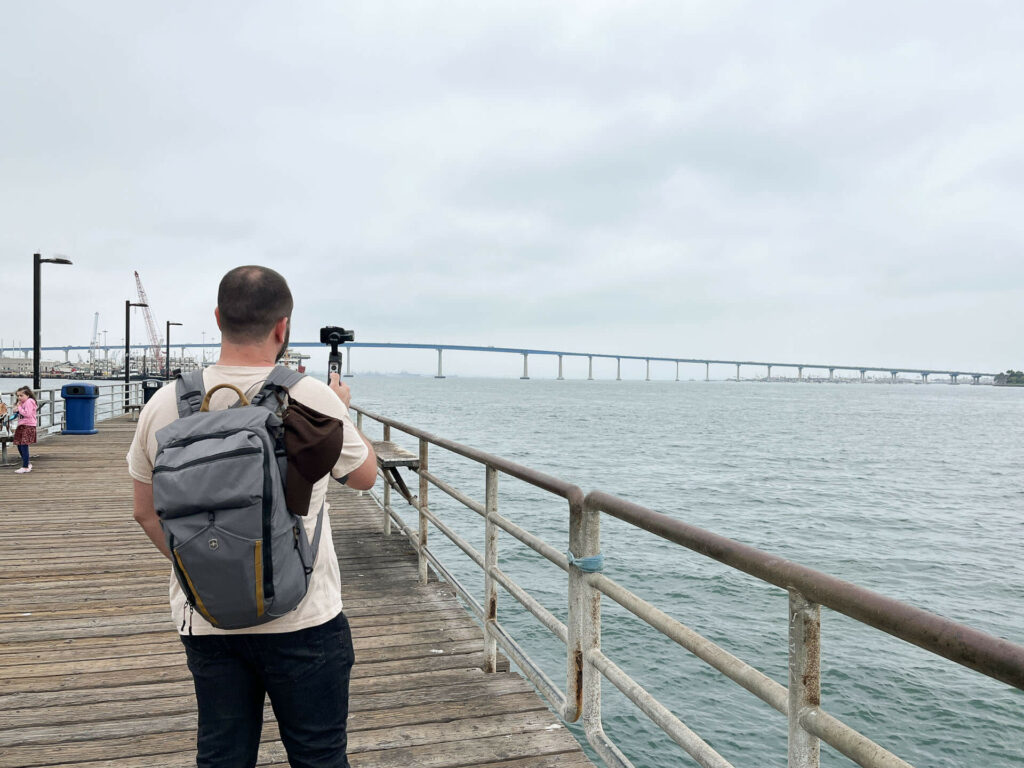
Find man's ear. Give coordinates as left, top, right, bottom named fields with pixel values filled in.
left=274, top=316, right=289, bottom=342
left=214, top=307, right=222, bottom=330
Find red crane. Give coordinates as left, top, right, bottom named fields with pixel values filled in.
left=133, top=271, right=164, bottom=373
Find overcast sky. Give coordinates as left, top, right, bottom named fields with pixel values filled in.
left=1, top=1, right=1021, bottom=378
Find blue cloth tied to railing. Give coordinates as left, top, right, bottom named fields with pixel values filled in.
left=566, top=551, right=604, bottom=573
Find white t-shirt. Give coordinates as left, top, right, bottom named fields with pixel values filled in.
left=127, top=365, right=369, bottom=635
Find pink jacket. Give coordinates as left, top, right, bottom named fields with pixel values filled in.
left=16, top=398, right=37, bottom=427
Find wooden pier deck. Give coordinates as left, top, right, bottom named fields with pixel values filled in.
left=0, top=417, right=595, bottom=767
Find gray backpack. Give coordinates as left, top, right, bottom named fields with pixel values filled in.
left=152, top=366, right=325, bottom=630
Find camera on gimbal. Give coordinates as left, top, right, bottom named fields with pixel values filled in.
left=320, top=326, right=354, bottom=346
left=320, top=326, right=355, bottom=381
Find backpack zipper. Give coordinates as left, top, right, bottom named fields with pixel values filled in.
left=152, top=446, right=261, bottom=474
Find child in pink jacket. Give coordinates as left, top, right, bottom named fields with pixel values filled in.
left=13, top=386, right=37, bottom=473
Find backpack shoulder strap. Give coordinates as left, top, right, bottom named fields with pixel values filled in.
left=251, top=365, right=306, bottom=410
left=175, top=370, right=206, bottom=417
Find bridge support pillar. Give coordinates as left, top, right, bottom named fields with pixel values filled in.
left=557, top=354, right=564, bottom=380
left=736, top=363, right=740, bottom=381
left=616, top=358, right=621, bottom=381
left=797, top=366, right=802, bottom=380
left=675, top=361, right=679, bottom=382
left=645, top=359, right=650, bottom=381
left=435, top=348, right=445, bottom=379
left=891, top=371, right=898, bottom=382
left=64, top=349, right=70, bottom=362
left=972, top=374, right=981, bottom=385
left=344, top=350, right=353, bottom=377
left=922, top=373, right=928, bottom=384
left=520, top=353, right=530, bottom=380
left=828, top=368, right=834, bottom=380
left=705, top=362, right=709, bottom=382
left=767, top=365, right=772, bottom=381
left=588, top=356, right=593, bottom=381
left=860, top=369, right=866, bottom=382
left=951, top=373, right=959, bottom=385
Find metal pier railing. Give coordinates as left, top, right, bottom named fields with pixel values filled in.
left=352, top=404, right=1024, bottom=768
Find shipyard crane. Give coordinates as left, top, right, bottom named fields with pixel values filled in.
left=133, top=271, right=164, bottom=372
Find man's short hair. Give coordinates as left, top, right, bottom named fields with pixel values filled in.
left=217, top=266, right=294, bottom=343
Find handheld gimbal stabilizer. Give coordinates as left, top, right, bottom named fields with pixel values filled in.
left=319, top=326, right=355, bottom=382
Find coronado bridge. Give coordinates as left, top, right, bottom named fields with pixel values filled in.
left=3, top=341, right=1001, bottom=383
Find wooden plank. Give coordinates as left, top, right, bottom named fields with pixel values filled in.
left=0, top=416, right=595, bottom=767
left=371, top=439, right=420, bottom=467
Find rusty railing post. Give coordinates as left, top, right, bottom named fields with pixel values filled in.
left=418, top=437, right=429, bottom=584
left=483, top=465, right=498, bottom=672
left=789, top=589, right=821, bottom=768
left=566, top=493, right=600, bottom=722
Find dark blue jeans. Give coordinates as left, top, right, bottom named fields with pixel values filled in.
left=180, top=612, right=355, bottom=768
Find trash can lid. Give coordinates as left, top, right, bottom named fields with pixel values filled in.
left=61, top=382, right=99, bottom=397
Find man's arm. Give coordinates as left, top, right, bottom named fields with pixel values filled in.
left=344, top=432, right=377, bottom=490
left=133, top=480, right=172, bottom=560
left=329, top=373, right=377, bottom=490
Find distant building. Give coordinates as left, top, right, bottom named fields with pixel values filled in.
left=0, top=357, right=63, bottom=376
left=0, top=356, right=33, bottom=374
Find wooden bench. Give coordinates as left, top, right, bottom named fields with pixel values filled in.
left=371, top=440, right=419, bottom=503
left=124, top=404, right=143, bottom=421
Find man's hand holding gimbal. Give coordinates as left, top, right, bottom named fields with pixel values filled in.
left=329, top=372, right=352, bottom=409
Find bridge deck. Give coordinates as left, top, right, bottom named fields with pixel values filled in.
left=0, top=417, right=593, bottom=767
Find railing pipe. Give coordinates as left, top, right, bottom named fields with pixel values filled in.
left=586, top=490, right=1024, bottom=690
left=352, top=406, right=583, bottom=502
left=589, top=649, right=733, bottom=768
left=490, top=564, right=568, bottom=644
left=411, top=493, right=484, bottom=569
left=418, top=468, right=486, bottom=516
left=587, top=571, right=787, bottom=713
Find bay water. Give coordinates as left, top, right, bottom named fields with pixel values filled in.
left=350, top=376, right=1023, bottom=768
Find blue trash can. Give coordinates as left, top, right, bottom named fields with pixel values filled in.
left=142, top=379, right=164, bottom=404
left=62, top=383, right=100, bottom=435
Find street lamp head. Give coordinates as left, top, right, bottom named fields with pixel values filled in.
left=42, top=257, right=73, bottom=265
left=168, top=322, right=183, bottom=327
left=129, top=302, right=148, bottom=308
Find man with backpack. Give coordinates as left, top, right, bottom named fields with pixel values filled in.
left=127, top=265, right=377, bottom=768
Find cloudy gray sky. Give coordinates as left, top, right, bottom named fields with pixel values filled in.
left=2, top=1, right=1021, bottom=377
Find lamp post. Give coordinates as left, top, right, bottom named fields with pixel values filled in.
left=165, top=321, right=182, bottom=379
left=125, top=300, right=148, bottom=411
left=33, top=253, right=73, bottom=391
